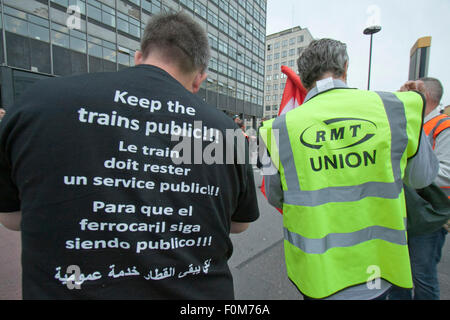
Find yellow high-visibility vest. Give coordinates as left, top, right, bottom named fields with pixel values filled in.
left=260, top=88, right=424, bottom=299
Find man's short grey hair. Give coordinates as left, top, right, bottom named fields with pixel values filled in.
left=297, top=39, right=349, bottom=90
left=420, top=77, right=443, bottom=105
left=141, top=12, right=210, bottom=73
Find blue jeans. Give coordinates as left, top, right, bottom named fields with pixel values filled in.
left=389, top=228, right=448, bottom=300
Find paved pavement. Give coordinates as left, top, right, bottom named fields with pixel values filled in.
left=0, top=167, right=449, bottom=300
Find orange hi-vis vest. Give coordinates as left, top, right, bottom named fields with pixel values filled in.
left=423, top=113, right=450, bottom=199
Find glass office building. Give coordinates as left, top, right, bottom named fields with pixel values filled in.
left=0, top=0, right=266, bottom=126
left=264, top=26, right=313, bottom=119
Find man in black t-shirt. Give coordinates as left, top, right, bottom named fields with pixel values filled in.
left=0, top=12, right=259, bottom=299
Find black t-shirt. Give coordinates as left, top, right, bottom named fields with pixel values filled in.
left=0, top=65, right=259, bottom=299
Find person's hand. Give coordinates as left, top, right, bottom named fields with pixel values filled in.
left=399, top=80, right=426, bottom=96
left=444, top=219, right=450, bottom=233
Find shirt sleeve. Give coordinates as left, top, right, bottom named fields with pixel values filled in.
left=231, top=161, right=260, bottom=223
left=230, top=137, right=260, bottom=223
left=403, top=130, right=439, bottom=189
left=261, top=148, right=283, bottom=209
left=433, top=127, right=450, bottom=188
left=0, top=114, right=21, bottom=213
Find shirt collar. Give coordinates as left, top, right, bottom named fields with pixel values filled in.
left=424, top=107, right=442, bottom=123
left=304, top=78, right=350, bottom=103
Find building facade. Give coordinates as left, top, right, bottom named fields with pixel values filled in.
left=0, top=0, right=266, bottom=126
left=264, top=26, right=313, bottom=119
left=408, top=36, right=431, bottom=81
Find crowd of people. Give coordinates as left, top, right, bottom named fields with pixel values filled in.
left=0, top=11, right=448, bottom=300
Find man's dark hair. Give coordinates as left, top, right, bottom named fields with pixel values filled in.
left=297, top=38, right=349, bottom=90
left=141, top=12, right=210, bottom=73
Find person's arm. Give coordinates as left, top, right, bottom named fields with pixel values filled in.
left=260, top=143, right=283, bottom=210
left=432, top=129, right=450, bottom=189
left=230, top=222, right=249, bottom=234
left=399, top=80, right=439, bottom=188
left=403, top=131, right=439, bottom=188
left=0, top=107, right=22, bottom=230
left=230, top=135, right=260, bottom=233
left=0, top=211, right=21, bottom=231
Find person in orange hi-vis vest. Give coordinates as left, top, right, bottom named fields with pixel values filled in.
left=389, top=77, right=450, bottom=300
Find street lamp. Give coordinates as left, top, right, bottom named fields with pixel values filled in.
left=363, top=25, right=381, bottom=90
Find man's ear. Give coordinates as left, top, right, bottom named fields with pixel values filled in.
left=342, top=61, right=349, bottom=82
left=192, top=71, right=208, bottom=94
left=134, top=51, right=144, bottom=66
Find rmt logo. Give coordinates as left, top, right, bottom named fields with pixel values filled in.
left=300, top=118, right=378, bottom=172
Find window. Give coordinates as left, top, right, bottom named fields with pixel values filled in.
left=70, top=36, right=86, bottom=53
left=103, top=47, right=116, bottom=62
left=207, top=9, right=218, bottom=27
left=52, top=31, right=70, bottom=47
left=118, top=52, right=131, bottom=66
left=117, top=16, right=129, bottom=33
left=208, top=57, right=218, bottom=71
left=218, top=18, right=228, bottom=33
left=236, top=70, right=244, bottom=82
left=4, top=12, right=51, bottom=43
left=219, top=1, right=228, bottom=14
left=143, top=0, right=161, bottom=14
left=208, top=33, right=218, bottom=50
left=194, top=2, right=207, bottom=19
left=228, top=25, right=237, bottom=39
left=102, top=11, right=115, bottom=28
left=227, top=66, right=235, bottom=78
left=51, top=0, right=69, bottom=7
left=297, top=35, right=304, bottom=43
left=218, top=39, right=228, bottom=54
left=87, top=4, right=102, bottom=22
left=5, top=15, right=28, bottom=36
left=228, top=5, right=237, bottom=21
left=88, top=42, right=102, bottom=58
left=29, top=24, right=49, bottom=42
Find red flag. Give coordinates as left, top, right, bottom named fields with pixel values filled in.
left=260, top=66, right=307, bottom=214
left=278, top=65, right=307, bottom=116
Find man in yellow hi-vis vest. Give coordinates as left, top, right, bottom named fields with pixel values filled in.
left=259, top=38, right=439, bottom=300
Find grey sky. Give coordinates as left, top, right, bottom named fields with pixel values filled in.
left=266, top=0, right=450, bottom=106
